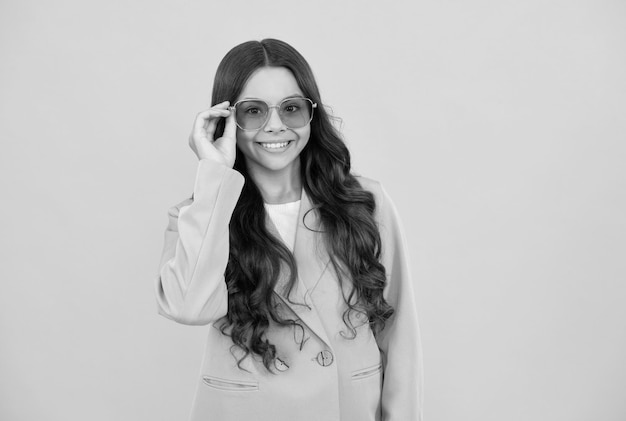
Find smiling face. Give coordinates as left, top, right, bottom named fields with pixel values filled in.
left=235, top=66, right=311, bottom=179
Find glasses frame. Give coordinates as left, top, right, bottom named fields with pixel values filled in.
left=229, top=97, right=318, bottom=131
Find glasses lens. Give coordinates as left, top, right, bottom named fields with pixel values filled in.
left=279, top=98, right=313, bottom=129
left=235, top=100, right=269, bottom=130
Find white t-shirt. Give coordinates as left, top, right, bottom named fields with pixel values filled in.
left=264, top=200, right=301, bottom=252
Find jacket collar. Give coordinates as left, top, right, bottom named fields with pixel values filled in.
left=266, top=188, right=332, bottom=347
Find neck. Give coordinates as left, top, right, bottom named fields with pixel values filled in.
left=247, top=159, right=303, bottom=204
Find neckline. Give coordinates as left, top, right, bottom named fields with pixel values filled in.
left=264, top=199, right=301, bottom=207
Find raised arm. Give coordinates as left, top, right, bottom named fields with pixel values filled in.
left=155, top=160, right=244, bottom=325
left=155, top=103, right=242, bottom=325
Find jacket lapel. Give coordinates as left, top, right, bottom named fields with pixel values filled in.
left=266, top=189, right=333, bottom=348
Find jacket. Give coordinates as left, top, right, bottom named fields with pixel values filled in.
left=155, top=159, right=423, bottom=420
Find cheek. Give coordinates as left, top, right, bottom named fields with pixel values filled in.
left=236, top=131, right=256, bottom=149
left=298, top=127, right=311, bottom=145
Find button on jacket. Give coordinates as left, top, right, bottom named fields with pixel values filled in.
left=155, top=159, right=423, bottom=421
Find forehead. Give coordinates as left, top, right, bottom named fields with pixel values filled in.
left=237, top=67, right=303, bottom=102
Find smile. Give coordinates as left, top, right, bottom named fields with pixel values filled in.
left=257, top=141, right=292, bottom=150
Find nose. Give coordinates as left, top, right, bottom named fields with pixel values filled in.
left=264, top=106, right=286, bottom=132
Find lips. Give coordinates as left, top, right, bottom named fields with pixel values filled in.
left=256, top=140, right=293, bottom=150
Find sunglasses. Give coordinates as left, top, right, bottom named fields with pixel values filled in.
left=229, top=97, right=317, bottom=131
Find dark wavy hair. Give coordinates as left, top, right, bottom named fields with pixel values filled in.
left=211, top=39, right=394, bottom=371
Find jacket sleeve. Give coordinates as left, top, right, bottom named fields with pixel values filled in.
left=375, top=184, right=424, bottom=421
left=155, top=159, right=245, bottom=326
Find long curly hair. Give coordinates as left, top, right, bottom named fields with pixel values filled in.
left=211, top=39, right=394, bottom=371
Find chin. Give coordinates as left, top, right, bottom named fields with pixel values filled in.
left=241, top=151, right=302, bottom=175
left=259, top=157, right=300, bottom=172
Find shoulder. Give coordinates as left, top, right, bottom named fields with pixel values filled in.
left=353, top=174, right=404, bottom=239
left=354, top=174, right=394, bottom=217
left=354, top=174, right=384, bottom=202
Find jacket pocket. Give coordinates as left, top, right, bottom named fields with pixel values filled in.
left=351, top=363, right=383, bottom=381
left=202, top=375, right=259, bottom=392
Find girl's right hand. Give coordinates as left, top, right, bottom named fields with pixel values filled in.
left=189, top=101, right=237, bottom=168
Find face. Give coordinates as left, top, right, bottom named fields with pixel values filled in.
left=234, top=67, right=311, bottom=177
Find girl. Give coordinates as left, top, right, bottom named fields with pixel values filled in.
left=155, top=39, right=423, bottom=421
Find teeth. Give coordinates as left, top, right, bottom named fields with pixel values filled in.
left=260, top=141, right=290, bottom=149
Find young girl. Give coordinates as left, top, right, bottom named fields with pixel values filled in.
left=155, top=39, right=423, bottom=421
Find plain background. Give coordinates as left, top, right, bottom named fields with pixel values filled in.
left=1, top=0, right=625, bottom=420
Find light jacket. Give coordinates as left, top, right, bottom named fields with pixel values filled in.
left=155, top=159, right=423, bottom=421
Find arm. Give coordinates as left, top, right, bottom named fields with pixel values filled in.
left=155, top=159, right=244, bottom=325
left=375, top=184, right=424, bottom=421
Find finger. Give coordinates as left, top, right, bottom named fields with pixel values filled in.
left=212, top=100, right=230, bottom=109
left=197, top=100, right=229, bottom=111
left=193, top=108, right=229, bottom=135
left=194, top=106, right=229, bottom=124
left=205, top=118, right=218, bottom=141
left=195, top=102, right=230, bottom=122
left=203, top=101, right=230, bottom=121
left=222, top=110, right=237, bottom=140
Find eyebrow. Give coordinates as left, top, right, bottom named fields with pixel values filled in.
left=239, top=93, right=305, bottom=102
